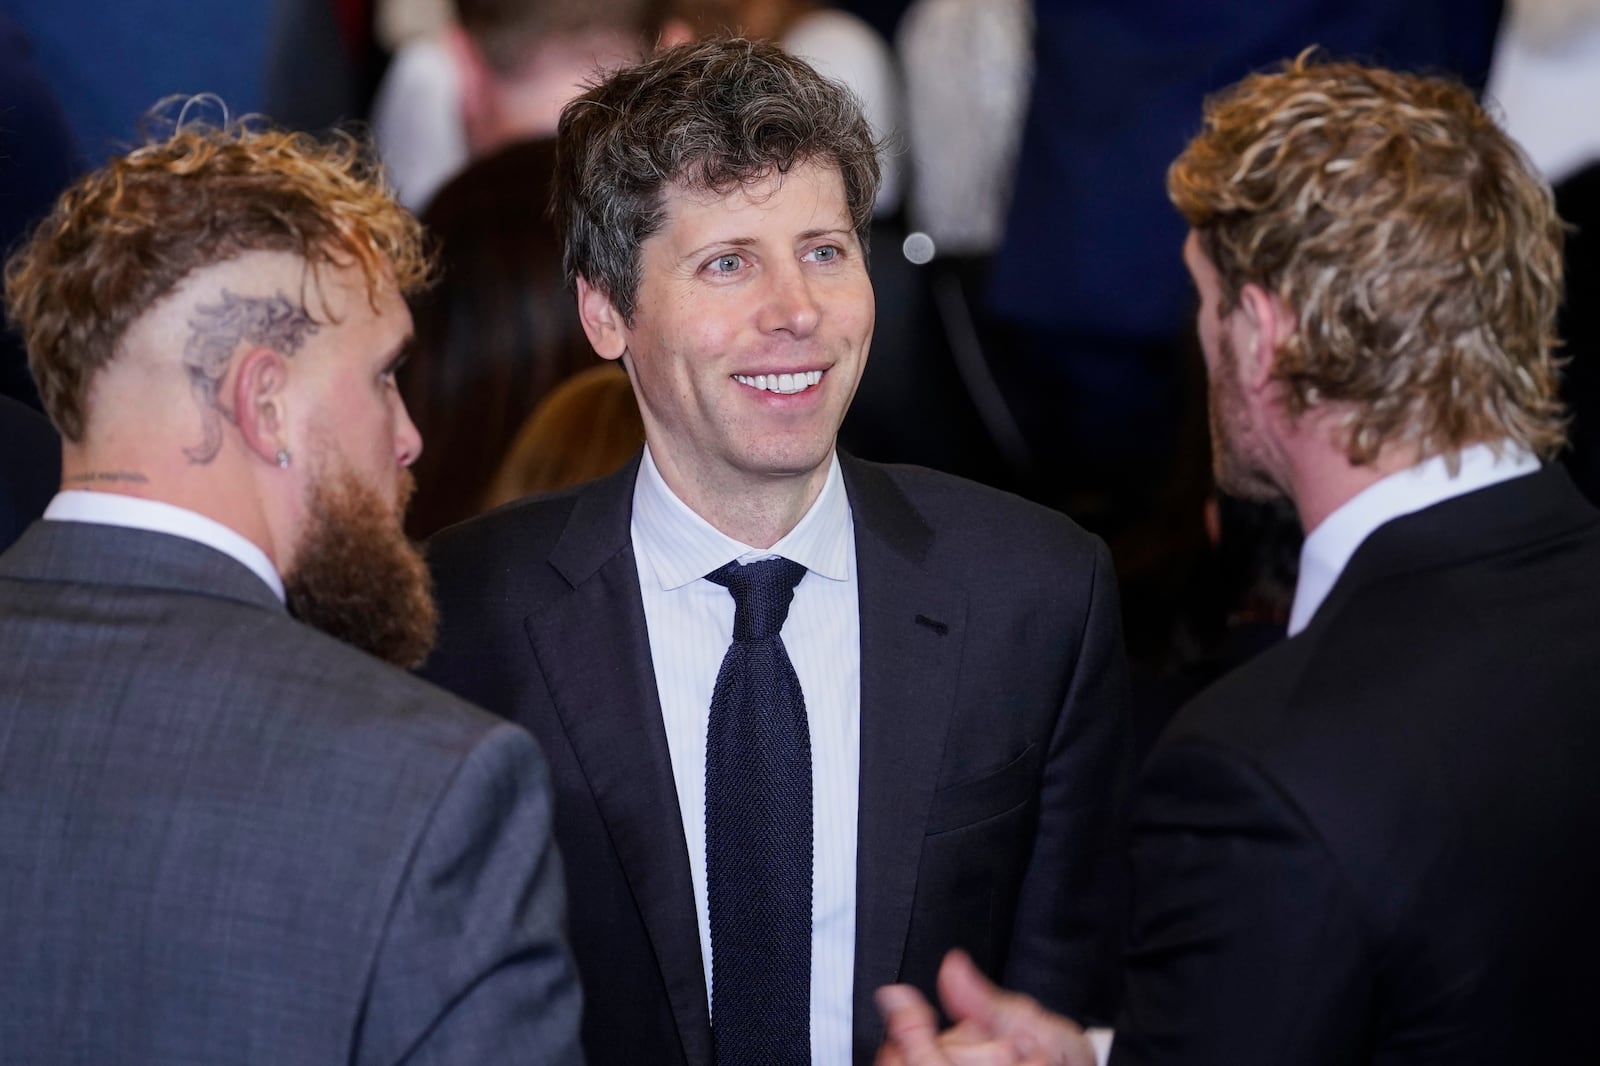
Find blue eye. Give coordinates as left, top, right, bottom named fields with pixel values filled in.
left=805, top=245, right=841, bottom=264
left=709, top=253, right=743, bottom=274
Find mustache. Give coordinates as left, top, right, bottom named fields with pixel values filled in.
left=397, top=467, right=417, bottom=515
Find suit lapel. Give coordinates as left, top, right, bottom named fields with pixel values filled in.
left=519, top=460, right=712, bottom=1066
left=841, top=457, right=969, bottom=1058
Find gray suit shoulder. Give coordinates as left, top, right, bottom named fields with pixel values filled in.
left=244, top=601, right=534, bottom=766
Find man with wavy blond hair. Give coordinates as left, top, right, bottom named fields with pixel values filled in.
left=0, top=117, right=581, bottom=1064
left=876, top=54, right=1600, bottom=1066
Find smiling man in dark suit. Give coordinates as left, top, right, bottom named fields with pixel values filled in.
left=0, top=119, right=580, bottom=1064
left=421, top=36, right=1131, bottom=1066
left=877, top=54, right=1600, bottom=1066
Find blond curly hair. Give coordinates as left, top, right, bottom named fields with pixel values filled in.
left=1168, top=54, right=1566, bottom=464
left=4, top=116, right=429, bottom=442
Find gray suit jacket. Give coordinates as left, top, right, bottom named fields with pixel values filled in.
left=0, top=520, right=582, bottom=1065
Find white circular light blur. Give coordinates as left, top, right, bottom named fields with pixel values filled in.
left=901, top=231, right=936, bottom=265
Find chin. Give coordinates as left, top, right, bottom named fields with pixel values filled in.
left=744, top=440, right=836, bottom=481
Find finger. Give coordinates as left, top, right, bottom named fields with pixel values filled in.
left=937, top=950, right=1007, bottom=1030
left=874, top=1045, right=907, bottom=1066
left=876, top=984, right=951, bottom=1066
left=934, top=950, right=1096, bottom=1066
left=942, top=1019, right=996, bottom=1047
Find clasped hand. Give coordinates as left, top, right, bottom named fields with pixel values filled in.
left=873, top=950, right=1096, bottom=1066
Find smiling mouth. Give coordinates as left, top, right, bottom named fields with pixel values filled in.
left=732, top=370, right=824, bottom=395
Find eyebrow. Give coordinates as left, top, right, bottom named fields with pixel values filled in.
left=799, top=226, right=854, bottom=242
left=679, top=226, right=857, bottom=264
left=681, top=236, right=758, bottom=264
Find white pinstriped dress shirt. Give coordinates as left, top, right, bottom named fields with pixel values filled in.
left=631, top=446, right=861, bottom=1066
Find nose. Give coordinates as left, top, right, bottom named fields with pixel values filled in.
left=758, top=259, right=821, bottom=339
left=394, top=394, right=423, bottom=467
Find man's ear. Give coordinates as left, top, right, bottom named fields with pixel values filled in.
left=1236, top=283, right=1294, bottom=393
left=233, top=347, right=291, bottom=467
left=577, top=276, right=629, bottom=361
left=657, top=17, right=696, bottom=49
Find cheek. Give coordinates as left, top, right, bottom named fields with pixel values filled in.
left=832, top=278, right=874, bottom=330
left=1202, top=310, right=1230, bottom=369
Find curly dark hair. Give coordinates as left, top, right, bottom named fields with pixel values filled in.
left=554, top=35, right=881, bottom=320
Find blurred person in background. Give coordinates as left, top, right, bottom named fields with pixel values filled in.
left=371, top=0, right=690, bottom=210
left=1486, top=1, right=1600, bottom=506
left=399, top=136, right=597, bottom=538
left=482, top=363, right=645, bottom=507
left=388, top=0, right=694, bottom=539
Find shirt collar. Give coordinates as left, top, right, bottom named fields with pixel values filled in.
left=1287, top=441, right=1539, bottom=635
left=44, top=490, right=286, bottom=603
left=631, top=445, right=854, bottom=590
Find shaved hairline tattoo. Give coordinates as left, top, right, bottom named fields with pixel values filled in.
left=183, top=290, right=319, bottom=463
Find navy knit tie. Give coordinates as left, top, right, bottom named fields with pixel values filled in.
left=705, top=557, right=812, bottom=1065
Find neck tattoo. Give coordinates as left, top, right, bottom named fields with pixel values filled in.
left=63, top=471, right=150, bottom=485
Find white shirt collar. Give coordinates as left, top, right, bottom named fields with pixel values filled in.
left=631, top=445, right=853, bottom=590
left=43, top=490, right=286, bottom=603
left=1287, top=441, right=1539, bottom=635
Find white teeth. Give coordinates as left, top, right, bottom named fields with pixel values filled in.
left=734, top=370, right=824, bottom=394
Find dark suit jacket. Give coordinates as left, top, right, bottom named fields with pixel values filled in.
left=0, top=521, right=582, bottom=1065
left=423, top=452, right=1131, bottom=1065
left=1113, top=466, right=1600, bottom=1065
left=0, top=393, right=59, bottom=552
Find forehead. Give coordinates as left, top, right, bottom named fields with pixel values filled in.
left=1182, top=231, right=1217, bottom=286
left=302, top=259, right=410, bottom=351
left=305, top=256, right=400, bottom=315
left=650, top=161, right=853, bottom=248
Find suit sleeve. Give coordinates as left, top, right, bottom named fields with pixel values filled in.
left=354, top=721, right=583, bottom=1066
left=1111, top=738, right=1373, bottom=1066
left=1003, top=538, right=1134, bottom=1024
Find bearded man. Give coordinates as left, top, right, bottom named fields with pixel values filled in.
left=0, top=119, right=581, bottom=1064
